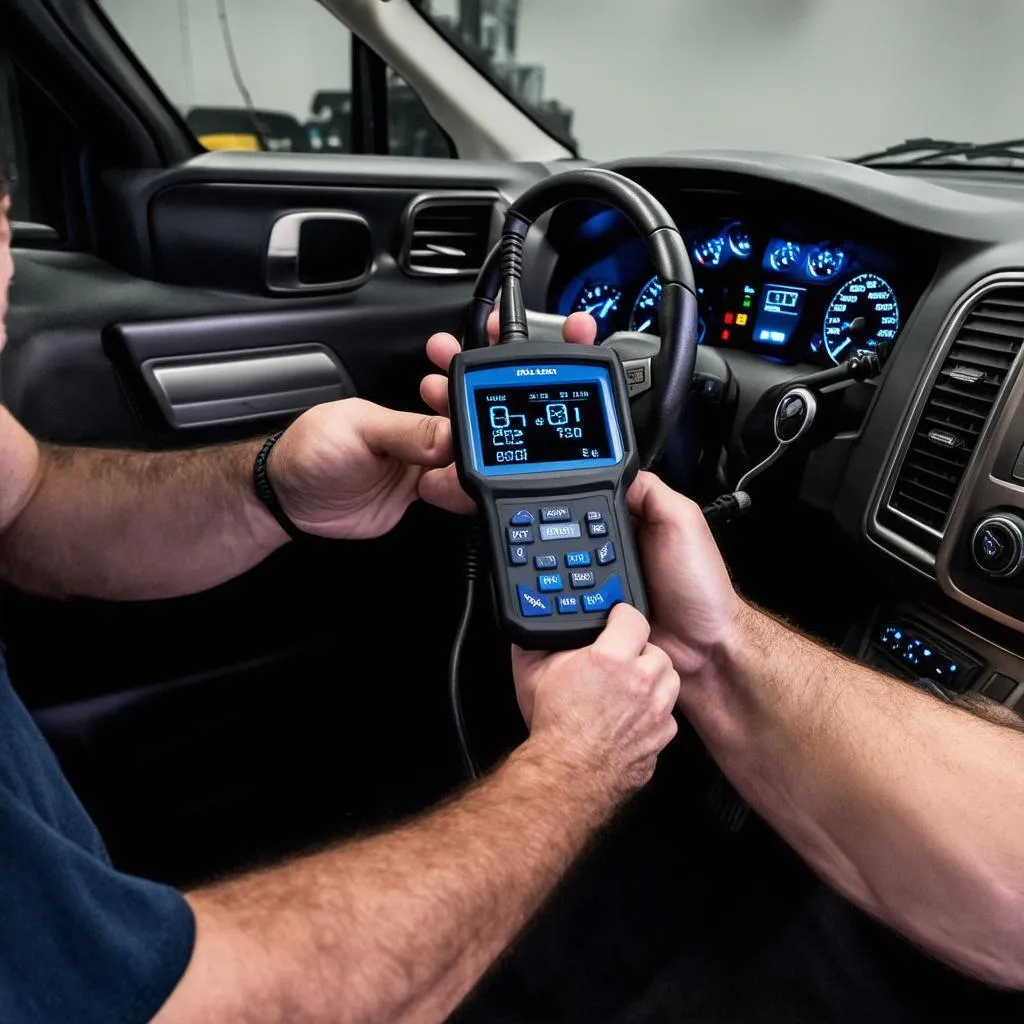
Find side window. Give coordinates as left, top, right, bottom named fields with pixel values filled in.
left=96, top=0, right=452, bottom=158
left=0, top=55, right=59, bottom=239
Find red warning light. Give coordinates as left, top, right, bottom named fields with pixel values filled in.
left=720, top=329, right=731, bottom=342
left=723, top=312, right=735, bottom=325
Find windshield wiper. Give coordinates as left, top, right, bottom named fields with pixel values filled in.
left=851, top=137, right=1024, bottom=167
left=849, top=137, right=973, bottom=165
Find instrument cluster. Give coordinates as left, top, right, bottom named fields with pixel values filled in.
left=555, top=213, right=914, bottom=367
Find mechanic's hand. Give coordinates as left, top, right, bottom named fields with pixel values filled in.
left=418, top=310, right=598, bottom=514
left=268, top=398, right=454, bottom=540
left=512, top=603, right=680, bottom=796
left=627, top=472, right=743, bottom=680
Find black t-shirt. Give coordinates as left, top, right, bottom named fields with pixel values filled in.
left=0, top=657, right=195, bottom=1023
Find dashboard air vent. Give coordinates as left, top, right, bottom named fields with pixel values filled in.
left=891, top=288, right=1024, bottom=532
left=401, top=195, right=497, bottom=277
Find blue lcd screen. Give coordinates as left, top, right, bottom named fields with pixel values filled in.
left=465, top=363, right=624, bottom=477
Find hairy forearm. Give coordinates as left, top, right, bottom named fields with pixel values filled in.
left=160, top=738, right=615, bottom=1024
left=0, top=440, right=286, bottom=600
left=682, top=603, right=1024, bottom=988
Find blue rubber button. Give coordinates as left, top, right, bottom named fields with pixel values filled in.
left=540, top=506, right=572, bottom=523
left=539, top=523, right=582, bottom=541
left=557, top=594, right=580, bottom=615
left=537, top=573, right=563, bottom=593
left=565, top=550, right=592, bottom=568
left=569, top=570, right=597, bottom=589
left=510, top=509, right=535, bottom=526
left=595, top=540, right=617, bottom=566
left=517, top=585, right=553, bottom=617
left=508, top=526, right=534, bottom=545
left=509, top=545, right=529, bottom=566
left=581, top=574, right=625, bottom=613
left=533, top=554, right=558, bottom=570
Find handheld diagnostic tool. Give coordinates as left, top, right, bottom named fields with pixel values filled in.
left=450, top=343, right=647, bottom=650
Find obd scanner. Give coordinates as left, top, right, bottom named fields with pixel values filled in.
left=451, top=344, right=645, bottom=649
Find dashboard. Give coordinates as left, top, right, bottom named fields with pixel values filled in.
left=519, top=154, right=1024, bottom=715
left=549, top=196, right=935, bottom=368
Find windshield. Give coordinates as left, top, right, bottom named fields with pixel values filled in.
left=415, top=1, right=1024, bottom=163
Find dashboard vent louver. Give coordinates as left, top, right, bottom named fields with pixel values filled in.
left=891, top=288, right=1024, bottom=532
left=401, top=195, right=497, bottom=277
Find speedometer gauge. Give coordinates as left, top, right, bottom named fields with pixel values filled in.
left=822, top=274, right=899, bottom=364
left=630, top=275, right=662, bottom=334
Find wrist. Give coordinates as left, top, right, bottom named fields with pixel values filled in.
left=510, top=733, right=622, bottom=823
left=243, top=437, right=294, bottom=549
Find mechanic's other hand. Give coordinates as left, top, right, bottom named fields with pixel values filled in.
left=418, top=311, right=598, bottom=514
left=627, top=472, right=742, bottom=680
left=512, top=604, right=680, bottom=797
left=269, top=398, right=453, bottom=540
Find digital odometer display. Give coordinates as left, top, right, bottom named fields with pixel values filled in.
left=473, top=383, right=612, bottom=468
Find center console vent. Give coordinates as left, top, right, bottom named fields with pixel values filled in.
left=890, top=288, right=1024, bottom=535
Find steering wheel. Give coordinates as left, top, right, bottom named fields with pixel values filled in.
left=464, top=168, right=700, bottom=467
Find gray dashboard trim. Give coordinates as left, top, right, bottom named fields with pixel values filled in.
left=867, top=272, right=1024, bottom=595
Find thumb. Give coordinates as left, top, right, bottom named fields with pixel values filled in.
left=356, top=404, right=454, bottom=468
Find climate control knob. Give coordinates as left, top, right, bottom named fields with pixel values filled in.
left=970, top=513, right=1024, bottom=578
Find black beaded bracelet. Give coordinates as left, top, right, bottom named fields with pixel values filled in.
left=252, top=431, right=306, bottom=542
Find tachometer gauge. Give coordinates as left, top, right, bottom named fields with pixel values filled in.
left=727, top=223, right=753, bottom=258
left=807, top=246, right=844, bottom=280
left=768, top=241, right=802, bottom=272
left=572, top=281, right=623, bottom=335
left=823, top=274, right=899, bottom=364
left=694, top=236, right=726, bottom=267
left=630, top=275, right=662, bottom=333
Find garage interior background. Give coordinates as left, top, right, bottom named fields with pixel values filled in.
left=53, top=0, right=1024, bottom=160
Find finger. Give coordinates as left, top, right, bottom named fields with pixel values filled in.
left=418, top=465, right=476, bottom=515
left=420, top=373, right=450, bottom=417
left=563, top=311, right=598, bottom=346
left=356, top=405, right=454, bottom=468
left=487, top=309, right=500, bottom=345
left=627, top=471, right=701, bottom=526
left=592, top=602, right=651, bottom=660
left=510, top=644, right=550, bottom=677
left=426, top=332, right=462, bottom=374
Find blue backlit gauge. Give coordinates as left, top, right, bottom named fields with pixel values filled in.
left=727, top=223, right=753, bottom=259
left=629, top=275, right=662, bottom=334
left=572, top=282, right=623, bottom=334
left=807, top=247, right=845, bottom=280
left=694, top=236, right=726, bottom=268
left=768, top=241, right=802, bottom=272
left=823, top=274, right=900, bottom=364
left=697, top=317, right=707, bottom=344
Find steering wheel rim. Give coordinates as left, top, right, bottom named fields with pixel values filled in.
left=464, top=168, right=699, bottom=467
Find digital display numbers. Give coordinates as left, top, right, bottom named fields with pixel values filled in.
left=473, top=383, right=612, bottom=468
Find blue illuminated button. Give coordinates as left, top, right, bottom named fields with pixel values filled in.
left=565, top=551, right=592, bottom=568
left=508, top=526, right=534, bottom=545
left=587, top=520, right=609, bottom=538
left=517, top=585, right=552, bottom=617
left=569, top=570, right=597, bottom=589
left=509, top=545, right=529, bottom=566
left=585, top=511, right=604, bottom=522
left=540, top=506, right=572, bottom=523
left=596, top=540, right=617, bottom=566
left=581, top=574, right=625, bottom=613
left=537, top=573, right=563, bottom=592
left=510, top=509, right=535, bottom=526
left=534, top=554, right=558, bottom=570
left=557, top=594, right=580, bottom=615
left=539, top=523, right=582, bottom=541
